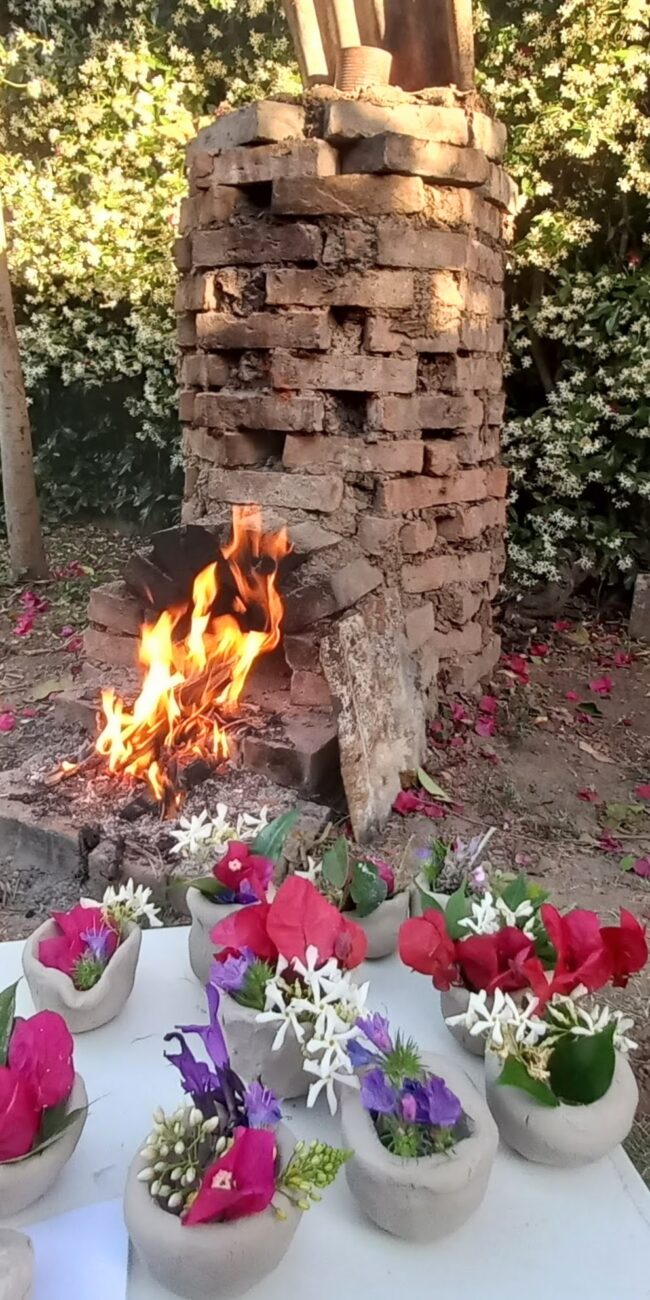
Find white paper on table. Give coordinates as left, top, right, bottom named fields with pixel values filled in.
left=27, top=1198, right=129, bottom=1300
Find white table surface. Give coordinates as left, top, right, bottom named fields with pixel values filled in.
left=1, top=926, right=649, bottom=1299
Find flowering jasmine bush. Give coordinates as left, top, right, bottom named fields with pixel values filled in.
left=0, top=984, right=82, bottom=1161
left=211, top=877, right=369, bottom=1112
left=179, top=810, right=298, bottom=907
left=350, top=1015, right=470, bottom=1158
left=38, top=879, right=161, bottom=990
left=138, top=982, right=349, bottom=1223
left=294, top=835, right=397, bottom=918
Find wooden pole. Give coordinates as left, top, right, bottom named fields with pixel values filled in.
left=327, top=0, right=361, bottom=48
left=353, top=0, right=383, bottom=46
left=282, top=0, right=331, bottom=85
left=313, top=0, right=340, bottom=79
left=447, top=0, right=475, bottom=88
left=0, top=204, right=47, bottom=580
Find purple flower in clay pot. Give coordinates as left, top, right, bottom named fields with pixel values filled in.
left=209, top=948, right=255, bottom=994
left=356, top=1013, right=393, bottom=1055
left=243, top=1081, right=282, bottom=1130
left=347, top=1039, right=380, bottom=1070
left=403, top=1075, right=463, bottom=1129
left=360, top=1068, right=398, bottom=1116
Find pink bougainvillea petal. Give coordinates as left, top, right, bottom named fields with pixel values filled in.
left=0, top=712, right=15, bottom=733
left=398, top=913, right=456, bottom=989
left=478, top=695, right=498, bottom=715
left=565, top=690, right=580, bottom=702
left=632, top=857, right=650, bottom=879
left=589, top=675, right=613, bottom=697
left=474, top=717, right=496, bottom=738
left=634, top=784, right=650, bottom=800
left=211, top=903, right=276, bottom=964
left=599, top=830, right=623, bottom=854
left=0, top=1067, right=41, bottom=1160
left=553, top=620, right=572, bottom=632
left=8, top=1010, right=75, bottom=1109
left=266, top=877, right=343, bottom=967
left=613, top=650, right=634, bottom=667
left=183, top=1127, right=277, bottom=1226
left=530, top=643, right=549, bottom=658
left=578, top=787, right=600, bottom=803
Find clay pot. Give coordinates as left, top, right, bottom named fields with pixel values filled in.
left=220, top=995, right=309, bottom=1099
left=187, top=889, right=243, bottom=986
left=484, top=1048, right=639, bottom=1167
left=124, top=1122, right=300, bottom=1299
left=410, top=873, right=449, bottom=917
left=440, top=985, right=487, bottom=1057
left=345, top=891, right=410, bottom=959
left=22, top=921, right=141, bottom=1033
left=335, top=45, right=393, bottom=92
left=0, top=1076, right=87, bottom=1217
left=340, top=1053, right=497, bottom=1240
left=0, top=1229, right=33, bottom=1300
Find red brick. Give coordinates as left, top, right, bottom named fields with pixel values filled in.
left=175, top=275, right=216, bottom=313
left=85, top=626, right=138, bottom=670
left=470, top=114, right=507, bottom=161
left=405, top=602, right=436, bottom=651
left=189, top=102, right=306, bottom=155
left=182, top=427, right=282, bottom=467
left=211, top=140, right=338, bottom=185
left=342, top=135, right=488, bottom=187
left=207, top=468, right=344, bottom=513
left=402, top=551, right=492, bottom=593
left=173, top=237, right=191, bottom=271
left=437, top=499, right=506, bottom=541
left=194, top=392, right=324, bottom=432
left=455, top=426, right=500, bottom=465
left=322, top=227, right=377, bottom=265
left=426, top=187, right=503, bottom=240
left=446, top=634, right=501, bottom=689
left=378, top=224, right=470, bottom=270
left=178, top=390, right=195, bottom=422
left=460, top=321, right=504, bottom=352
left=271, top=353, right=417, bottom=394
left=265, top=269, right=414, bottom=309
left=480, top=162, right=518, bottom=213
left=463, top=279, right=505, bottom=318
left=363, top=316, right=460, bottom=354
left=422, top=441, right=461, bottom=476
left=177, top=314, right=196, bottom=348
left=486, top=393, right=506, bottom=424
left=486, top=466, right=509, bottom=497
left=290, top=670, right=333, bottom=708
left=467, top=241, right=505, bottom=282
left=357, top=516, right=400, bottom=554
left=444, top=356, right=503, bottom=393
left=180, top=354, right=230, bottom=388
left=330, top=557, right=382, bottom=609
left=180, top=188, right=254, bottom=231
left=379, top=469, right=487, bottom=512
left=429, top=621, right=483, bottom=659
left=192, top=224, right=321, bottom=267
left=434, top=586, right=485, bottom=625
left=88, top=582, right=142, bottom=637
left=324, top=101, right=469, bottom=147
left=282, top=435, right=423, bottom=474
left=241, top=719, right=338, bottom=795
left=196, top=310, right=330, bottom=350
left=400, top=520, right=437, bottom=553
left=271, top=174, right=426, bottom=217
left=368, top=394, right=483, bottom=433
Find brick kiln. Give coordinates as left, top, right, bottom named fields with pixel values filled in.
left=82, top=83, right=515, bottom=841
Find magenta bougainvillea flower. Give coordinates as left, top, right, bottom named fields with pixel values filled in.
left=183, top=1127, right=277, bottom=1225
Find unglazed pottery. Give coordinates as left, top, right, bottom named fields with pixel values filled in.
left=220, top=995, right=309, bottom=1099
left=0, top=1075, right=88, bottom=1216
left=22, top=920, right=141, bottom=1033
left=340, top=1053, right=497, bottom=1241
left=484, top=1048, right=639, bottom=1167
left=345, top=891, right=410, bottom=959
left=409, top=874, right=449, bottom=917
left=0, top=1229, right=33, bottom=1300
left=440, top=984, right=486, bottom=1057
left=187, top=889, right=242, bottom=986
left=124, top=1123, right=300, bottom=1299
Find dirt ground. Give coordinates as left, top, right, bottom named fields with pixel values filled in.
left=1, top=525, right=649, bottom=1182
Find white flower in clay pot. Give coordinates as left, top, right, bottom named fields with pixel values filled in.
left=398, top=870, right=549, bottom=1057
left=124, top=982, right=349, bottom=1299
left=295, top=835, right=409, bottom=960
left=448, top=903, right=648, bottom=1166
left=0, top=983, right=88, bottom=1216
left=340, top=1014, right=497, bottom=1240
left=22, top=879, right=161, bottom=1033
left=209, top=876, right=369, bottom=1107
left=178, top=809, right=297, bottom=985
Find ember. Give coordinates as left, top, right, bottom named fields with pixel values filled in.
left=64, top=507, right=290, bottom=809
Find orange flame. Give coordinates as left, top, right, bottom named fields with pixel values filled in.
left=94, top=506, right=290, bottom=807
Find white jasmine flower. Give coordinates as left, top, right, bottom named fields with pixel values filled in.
left=458, top=891, right=501, bottom=935
left=256, top=981, right=305, bottom=1049
left=168, top=810, right=216, bottom=857
left=294, top=855, right=323, bottom=884
left=234, top=806, right=270, bottom=840
left=102, top=878, right=162, bottom=928
left=447, top=988, right=546, bottom=1049
left=303, top=1055, right=357, bottom=1114
left=495, top=895, right=537, bottom=936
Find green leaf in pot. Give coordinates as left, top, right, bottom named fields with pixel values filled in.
left=497, top=1055, right=559, bottom=1108
left=6, top=1104, right=88, bottom=1164
left=0, top=982, right=18, bottom=1066
left=321, top=836, right=349, bottom=890
left=443, top=884, right=473, bottom=939
left=548, top=1023, right=616, bottom=1105
left=251, top=810, right=300, bottom=862
left=349, top=860, right=388, bottom=918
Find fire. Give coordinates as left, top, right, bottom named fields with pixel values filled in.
left=94, top=506, right=290, bottom=808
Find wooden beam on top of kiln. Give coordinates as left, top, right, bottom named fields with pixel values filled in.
left=282, top=0, right=330, bottom=85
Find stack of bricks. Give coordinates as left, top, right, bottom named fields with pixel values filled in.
left=177, top=89, right=516, bottom=702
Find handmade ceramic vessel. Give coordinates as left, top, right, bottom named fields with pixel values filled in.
left=124, top=1123, right=300, bottom=1299
left=0, top=1229, right=33, bottom=1300
left=345, top=891, right=410, bottom=960
left=409, top=874, right=449, bottom=917
left=187, top=889, right=242, bottom=986
left=22, top=920, right=141, bottom=1033
left=440, top=985, right=486, bottom=1057
left=484, top=1048, right=639, bottom=1167
left=340, top=1053, right=497, bottom=1240
left=220, top=996, right=309, bottom=1099
left=0, top=1075, right=87, bottom=1216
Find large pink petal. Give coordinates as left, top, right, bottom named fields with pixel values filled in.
left=183, top=1127, right=276, bottom=1225
left=0, top=1067, right=41, bottom=1160
left=266, top=878, right=341, bottom=965
left=211, top=903, right=276, bottom=963
left=8, top=1011, right=75, bottom=1109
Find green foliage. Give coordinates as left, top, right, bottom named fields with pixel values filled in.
left=443, top=884, right=472, bottom=939
left=548, top=1023, right=616, bottom=1104
left=277, top=1140, right=351, bottom=1210
left=0, top=1, right=297, bottom=523
left=72, top=953, right=106, bottom=990
left=497, top=1054, right=559, bottom=1108
left=251, top=810, right=300, bottom=863
left=235, top=959, right=275, bottom=1011
left=320, top=837, right=349, bottom=891
left=478, top=0, right=650, bottom=586
left=0, top=983, right=18, bottom=1066
left=349, top=859, right=387, bottom=918
left=382, top=1033, right=424, bottom=1087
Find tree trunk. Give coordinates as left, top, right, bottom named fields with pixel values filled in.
left=0, top=203, right=47, bottom=579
